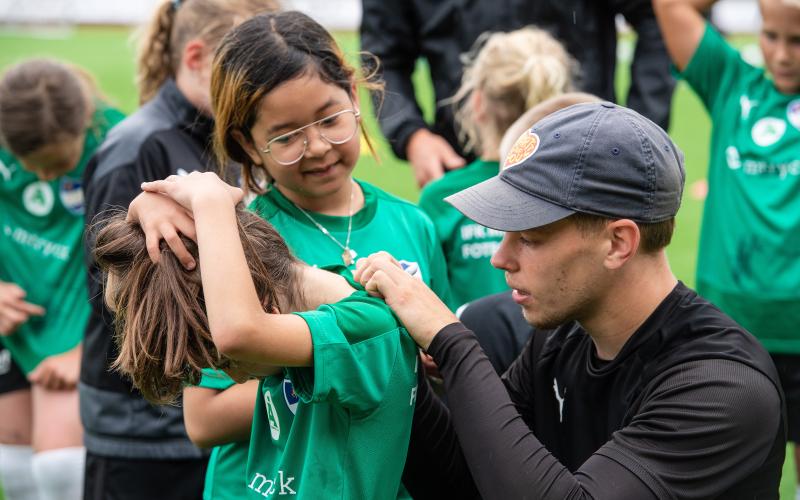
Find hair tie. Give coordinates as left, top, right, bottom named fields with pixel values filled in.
left=171, top=0, right=182, bottom=11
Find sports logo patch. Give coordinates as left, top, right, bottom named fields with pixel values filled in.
left=59, top=177, right=84, bottom=215
left=22, top=181, right=54, bottom=217
left=751, top=117, right=786, bottom=147
left=399, top=260, right=424, bottom=282
left=787, top=99, right=800, bottom=131
left=283, top=378, right=299, bottom=415
left=264, top=390, right=281, bottom=441
left=503, top=130, right=540, bottom=170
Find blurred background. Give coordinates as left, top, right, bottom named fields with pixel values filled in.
left=0, top=1, right=789, bottom=496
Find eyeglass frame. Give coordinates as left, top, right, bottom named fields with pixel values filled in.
left=259, top=108, right=362, bottom=165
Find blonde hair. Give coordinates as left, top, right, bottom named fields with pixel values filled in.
left=453, top=26, right=575, bottom=156
left=135, top=0, right=278, bottom=105
left=499, top=92, right=601, bottom=166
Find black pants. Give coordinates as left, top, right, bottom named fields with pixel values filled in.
left=84, top=452, right=208, bottom=500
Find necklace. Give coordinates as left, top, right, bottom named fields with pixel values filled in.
left=292, top=181, right=358, bottom=266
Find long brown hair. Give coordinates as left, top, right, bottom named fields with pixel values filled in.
left=210, top=11, right=383, bottom=193
left=94, top=209, right=302, bottom=405
left=135, top=0, right=278, bottom=105
left=0, top=58, right=97, bottom=156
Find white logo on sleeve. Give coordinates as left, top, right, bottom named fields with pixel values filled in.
left=22, top=182, right=54, bottom=217
left=787, top=99, right=800, bottom=130
left=399, top=260, right=424, bottom=282
left=553, top=378, right=566, bottom=423
left=751, top=117, right=786, bottom=147
left=0, top=159, right=11, bottom=182
left=264, top=390, right=281, bottom=441
left=726, top=146, right=741, bottom=170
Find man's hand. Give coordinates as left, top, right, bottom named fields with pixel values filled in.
left=406, top=129, right=466, bottom=188
left=354, top=252, right=458, bottom=350
left=28, top=344, right=81, bottom=391
left=0, top=282, right=45, bottom=335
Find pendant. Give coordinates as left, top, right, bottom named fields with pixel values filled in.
left=342, top=248, right=357, bottom=266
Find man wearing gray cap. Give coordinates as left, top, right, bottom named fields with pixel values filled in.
left=356, top=102, right=785, bottom=499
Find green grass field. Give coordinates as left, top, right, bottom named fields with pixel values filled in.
left=0, top=25, right=794, bottom=499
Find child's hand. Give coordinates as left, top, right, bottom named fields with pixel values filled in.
left=128, top=191, right=198, bottom=269
left=141, top=172, right=243, bottom=212
left=0, top=281, right=45, bottom=335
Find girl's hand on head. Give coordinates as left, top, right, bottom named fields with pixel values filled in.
left=128, top=191, right=198, bottom=269
left=354, top=252, right=458, bottom=350
left=0, top=281, right=45, bottom=336
left=141, top=172, right=243, bottom=212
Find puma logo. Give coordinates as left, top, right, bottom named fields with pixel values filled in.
left=553, top=378, right=566, bottom=423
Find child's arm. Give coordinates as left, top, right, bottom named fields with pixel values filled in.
left=183, top=380, right=259, bottom=448
left=140, top=173, right=313, bottom=369
left=652, top=0, right=714, bottom=71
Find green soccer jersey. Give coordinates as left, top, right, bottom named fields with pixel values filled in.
left=246, top=281, right=418, bottom=499
left=682, top=24, right=800, bottom=353
left=250, top=179, right=454, bottom=308
left=0, top=104, right=124, bottom=373
left=197, top=369, right=252, bottom=500
left=418, top=159, right=507, bottom=309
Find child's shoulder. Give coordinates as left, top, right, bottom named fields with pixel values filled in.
left=419, top=160, right=498, bottom=211
left=326, top=291, right=401, bottom=342
left=361, top=180, right=434, bottom=225
left=248, top=191, right=282, bottom=221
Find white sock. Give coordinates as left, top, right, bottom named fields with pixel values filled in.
left=0, top=444, right=40, bottom=500
left=30, top=447, right=84, bottom=500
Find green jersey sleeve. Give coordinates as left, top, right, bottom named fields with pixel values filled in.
left=198, top=368, right=236, bottom=391
left=681, top=23, right=748, bottom=114
left=287, top=296, right=407, bottom=416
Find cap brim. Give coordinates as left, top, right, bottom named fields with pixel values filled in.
left=445, top=176, right=575, bottom=232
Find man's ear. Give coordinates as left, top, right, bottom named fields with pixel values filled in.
left=232, top=129, right=263, bottom=166
left=604, top=219, right=640, bottom=270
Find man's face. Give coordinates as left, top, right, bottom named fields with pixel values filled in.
left=491, top=217, right=609, bottom=329
left=759, top=0, right=800, bottom=94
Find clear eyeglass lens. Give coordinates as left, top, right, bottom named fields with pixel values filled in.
left=269, top=110, right=358, bottom=165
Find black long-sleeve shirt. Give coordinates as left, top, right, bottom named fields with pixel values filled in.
left=404, top=283, right=785, bottom=499
left=360, top=0, right=676, bottom=160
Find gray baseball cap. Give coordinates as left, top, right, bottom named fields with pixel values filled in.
left=445, top=102, right=685, bottom=231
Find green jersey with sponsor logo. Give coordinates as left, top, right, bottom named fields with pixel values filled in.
left=0, top=104, right=124, bottom=372
left=418, top=159, right=507, bottom=309
left=682, top=24, right=800, bottom=353
left=249, top=179, right=454, bottom=309
left=246, top=278, right=418, bottom=499
left=197, top=368, right=252, bottom=500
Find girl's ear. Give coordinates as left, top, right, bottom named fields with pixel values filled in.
left=471, top=89, right=487, bottom=123
left=232, top=129, right=263, bottom=166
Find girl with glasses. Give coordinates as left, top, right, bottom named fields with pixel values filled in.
left=123, top=10, right=454, bottom=499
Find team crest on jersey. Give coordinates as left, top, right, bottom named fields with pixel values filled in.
left=59, top=177, right=84, bottom=215
left=751, top=117, right=786, bottom=147
left=787, top=99, right=800, bottom=131
left=22, top=181, right=54, bottom=217
left=503, top=130, right=540, bottom=170
left=264, top=390, right=281, bottom=441
left=399, top=260, right=424, bottom=282
left=283, top=378, right=299, bottom=415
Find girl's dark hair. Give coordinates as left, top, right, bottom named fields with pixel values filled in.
left=94, top=209, right=302, bottom=405
left=211, top=11, right=382, bottom=193
left=0, top=59, right=94, bottom=156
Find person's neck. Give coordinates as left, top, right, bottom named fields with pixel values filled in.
left=478, top=127, right=501, bottom=163
left=292, top=265, right=356, bottom=311
left=175, top=69, right=210, bottom=116
left=277, top=178, right=364, bottom=216
left=580, top=253, right=678, bottom=361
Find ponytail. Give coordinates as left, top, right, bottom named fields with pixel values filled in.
left=135, top=0, right=178, bottom=105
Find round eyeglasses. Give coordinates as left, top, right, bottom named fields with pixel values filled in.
left=261, top=108, right=361, bottom=165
